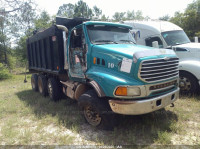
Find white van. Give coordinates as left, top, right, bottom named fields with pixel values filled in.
left=124, top=20, right=200, bottom=94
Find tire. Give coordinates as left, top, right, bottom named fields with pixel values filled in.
left=179, top=71, right=199, bottom=95
left=47, top=78, right=61, bottom=101
left=78, top=90, right=117, bottom=130
left=31, top=74, right=38, bottom=92
left=38, top=75, right=48, bottom=96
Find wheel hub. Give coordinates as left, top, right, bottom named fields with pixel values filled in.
left=31, top=78, right=35, bottom=89
left=38, top=79, right=42, bottom=93
left=84, top=106, right=101, bottom=126
left=48, top=82, right=53, bottom=98
left=179, top=77, right=191, bottom=91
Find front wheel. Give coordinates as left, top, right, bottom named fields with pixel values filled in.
left=179, top=71, right=199, bottom=95
left=78, top=90, right=117, bottom=130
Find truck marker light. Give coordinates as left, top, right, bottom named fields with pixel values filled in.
left=93, top=57, right=96, bottom=64
left=52, top=36, right=57, bottom=41
left=115, top=87, right=127, bottom=96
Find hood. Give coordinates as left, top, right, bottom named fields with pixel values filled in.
left=92, top=44, right=176, bottom=59
left=174, top=42, right=200, bottom=52
left=93, top=44, right=153, bottom=58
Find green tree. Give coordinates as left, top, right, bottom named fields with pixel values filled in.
left=134, top=10, right=144, bottom=20
left=93, top=6, right=102, bottom=19
left=113, top=12, right=126, bottom=22
left=0, top=0, right=36, bottom=68
left=112, top=10, right=145, bottom=21
left=0, top=0, right=36, bottom=37
left=0, top=8, right=11, bottom=65
left=34, top=11, right=52, bottom=29
left=57, top=3, right=74, bottom=18
left=13, top=2, right=37, bottom=38
left=126, top=10, right=135, bottom=20
left=101, top=14, right=109, bottom=21
left=15, top=11, right=52, bottom=65
left=159, top=15, right=170, bottom=21
left=170, top=0, right=200, bottom=39
left=170, top=12, right=184, bottom=27
left=74, top=0, right=93, bottom=18
left=57, top=1, right=102, bottom=20
left=15, top=36, right=27, bottom=65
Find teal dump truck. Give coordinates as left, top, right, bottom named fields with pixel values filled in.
left=27, top=17, right=179, bottom=129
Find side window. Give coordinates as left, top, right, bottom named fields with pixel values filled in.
left=70, top=28, right=83, bottom=48
left=145, top=37, right=163, bottom=48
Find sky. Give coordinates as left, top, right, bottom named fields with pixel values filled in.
left=35, top=0, right=194, bottom=19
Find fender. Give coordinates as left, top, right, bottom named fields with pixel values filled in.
left=179, top=60, right=200, bottom=81
left=89, top=80, right=105, bottom=97
left=86, top=67, right=143, bottom=98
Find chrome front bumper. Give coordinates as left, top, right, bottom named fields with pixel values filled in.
left=109, top=88, right=179, bottom=115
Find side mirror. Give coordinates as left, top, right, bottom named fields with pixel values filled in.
left=152, top=41, right=159, bottom=48
left=194, top=37, right=199, bottom=43
left=130, top=30, right=140, bottom=41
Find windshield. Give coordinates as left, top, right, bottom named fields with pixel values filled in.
left=161, top=30, right=190, bottom=46
left=87, top=25, right=136, bottom=44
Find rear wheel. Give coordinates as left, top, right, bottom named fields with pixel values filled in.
left=38, top=75, right=48, bottom=96
left=47, top=78, right=61, bottom=101
left=31, top=74, right=38, bottom=92
left=179, top=71, right=199, bottom=95
left=78, top=90, right=117, bottom=130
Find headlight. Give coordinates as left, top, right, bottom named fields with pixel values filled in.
left=127, top=87, right=141, bottom=96
left=115, top=86, right=141, bottom=96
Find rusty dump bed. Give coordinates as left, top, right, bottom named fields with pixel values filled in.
left=27, top=25, right=66, bottom=75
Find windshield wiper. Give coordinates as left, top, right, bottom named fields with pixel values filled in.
left=120, top=40, right=135, bottom=44
left=94, top=40, right=118, bottom=44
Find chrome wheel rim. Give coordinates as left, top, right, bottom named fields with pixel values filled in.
left=84, top=106, right=101, bottom=126
left=31, top=77, right=35, bottom=89
left=48, top=81, right=53, bottom=98
left=179, top=77, right=191, bottom=91
left=38, top=79, right=42, bottom=93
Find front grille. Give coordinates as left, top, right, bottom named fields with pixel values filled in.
left=139, top=57, right=179, bottom=83
left=151, top=87, right=175, bottom=95
left=149, top=80, right=177, bottom=90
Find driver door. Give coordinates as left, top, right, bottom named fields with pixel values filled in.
left=68, top=26, right=87, bottom=80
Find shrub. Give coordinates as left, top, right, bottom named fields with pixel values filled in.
left=0, top=63, right=12, bottom=80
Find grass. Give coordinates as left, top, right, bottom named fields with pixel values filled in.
left=0, top=73, right=200, bottom=146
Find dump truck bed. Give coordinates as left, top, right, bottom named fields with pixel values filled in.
left=27, top=25, right=66, bottom=75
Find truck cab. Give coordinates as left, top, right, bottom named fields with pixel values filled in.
left=27, top=18, right=179, bottom=129
left=124, top=20, right=200, bottom=95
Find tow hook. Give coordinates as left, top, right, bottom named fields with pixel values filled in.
left=170, top=103, right=174, bottom=107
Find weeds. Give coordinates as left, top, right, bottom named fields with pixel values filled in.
left=156, top=131, right=171, bottom=144
left=0, top=74, right=200, bottom=145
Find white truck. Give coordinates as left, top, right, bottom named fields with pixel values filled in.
left=124, top=20, right=200, bottom=95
